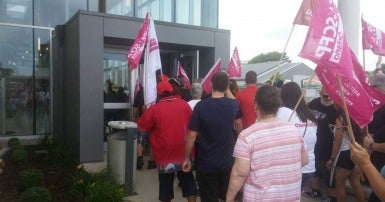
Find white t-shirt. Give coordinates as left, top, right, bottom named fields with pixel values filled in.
left=277, top=107, right=317, bottom=173
left=187, top=99, right=201, bottom=110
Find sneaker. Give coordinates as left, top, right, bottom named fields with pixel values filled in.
left=137, top=156, right=144, bottom=170
left=147, top=160, right=157, bottom=169
left=302, top=190, right=323, bottom=200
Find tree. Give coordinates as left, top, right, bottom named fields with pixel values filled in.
left=381, top=63, right=385, bottom=73
left=248, top=51, right=289, bottom=64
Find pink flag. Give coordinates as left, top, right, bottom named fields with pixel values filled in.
left=293, top=0, right=315, bottom=26
left=227, top=47, right=241, bottom=78
left=127, top=13, right=150, bottom=70
left=299, top=0, right=353, bottom=78
left=315, top=50, right=385, bottom=127
left=143, top=14, right=162, bottom=107
left=177, top=62, right=191, bottom=88
left=201, top=59, right=221, bottom=94
left=362, top=18, right=385, bottom=56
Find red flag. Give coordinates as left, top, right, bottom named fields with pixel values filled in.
left=201, top=59, right=221, bottom=94
left=362, top=18, right=385, bottom=56
left=293, top=0, right=315, bottom=26
left=177, top=62, right=191, bottom=89
left=127, top=13, right=150, bottom=70
left=299, top=0, right=353, bottom=78
left=227, top=47, right=241, bottom=78
left=315, top=50, right=385, bottom=128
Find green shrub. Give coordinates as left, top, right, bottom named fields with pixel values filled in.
left=7, top=137, right=21, bottom=149
left=46, top=142, right=74, bottom=167
left=70, top=168, right=125, bottom=202
left=11, top=149, right=28, bottom=164
left=19, top=169, right=43, bottom=191
left=20, top=187, right=51, bottom=202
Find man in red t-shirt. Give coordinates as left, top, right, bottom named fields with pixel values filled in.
left=137, top=80, right=198, bottom=202
left=236, top=71, right=258, bottom=129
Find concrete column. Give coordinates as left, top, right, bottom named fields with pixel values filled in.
left=338, top=0, right=361, bottom=56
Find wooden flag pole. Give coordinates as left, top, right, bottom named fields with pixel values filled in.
left=288, top=73, right=316, bottom=122
left=336, top=75, right=356, bottom=143
left=271, top=25, right=295, bottom=85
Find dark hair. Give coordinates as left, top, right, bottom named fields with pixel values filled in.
left=245, top=71, right=257, bottom=84
left=255, top=85, right=282, bottom=115
left=211, top=71, right=229, bottom=92
left=229, top=79, right=239, bottom=96
left=281, top=82, right=317, bottom=123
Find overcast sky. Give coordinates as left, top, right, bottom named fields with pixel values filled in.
left=218, top=0, right=385, bottom=71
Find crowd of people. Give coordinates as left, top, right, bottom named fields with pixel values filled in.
left=132, top=68, right=385, bottom=202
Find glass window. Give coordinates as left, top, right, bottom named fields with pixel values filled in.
left=0, top=0, right=33, bottom=25
left=136, top=0, right=172, bottom=22
left=34, top=0, right=87, bottom=27
left=176, top=0, right=201, bottom=26
left=88, top=0, right=99, bottom=12
left=0, top=25, right=33, bottom=136
left=35, top=29, right=51, bottom=135
left=201, top=0, right=217, bottom=28
left=106, top=0, right=134, bottom=16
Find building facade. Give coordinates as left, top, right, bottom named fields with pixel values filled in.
left=0, top=0, right=230, bottom=162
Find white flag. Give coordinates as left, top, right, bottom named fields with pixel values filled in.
left=143, top=14, right=162, bottom=107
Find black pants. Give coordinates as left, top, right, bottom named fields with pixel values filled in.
left=196, top=169, right=231, bottom=202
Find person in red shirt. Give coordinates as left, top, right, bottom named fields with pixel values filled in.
left=137, top=80, right=198, bottom=202
left=236, top=71, right=258, bottom=129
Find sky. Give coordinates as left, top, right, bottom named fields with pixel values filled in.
left=218, top=0, right=385, bottom=71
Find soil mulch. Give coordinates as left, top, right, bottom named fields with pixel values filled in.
left=0, top=145, right=75, bottom=202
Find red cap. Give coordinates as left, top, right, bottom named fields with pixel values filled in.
left=157, top=80, right=173, bottom=95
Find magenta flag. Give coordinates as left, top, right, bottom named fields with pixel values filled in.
left=177, top=62, right=191, bottom=89
left=127, top=13, right=150, bottom=70
left=315, top=65, right=373, bottom=127
left=299, top=0, right=353, bottom=78
left=227, top=47, right=242, bottom=78
left=293, top=0, right=315, bottom=26
left=201, top=59, right=221, bottom=94
left=315, top=50, right=385, bottom=127
left=362, top=18, right=385, bottom=56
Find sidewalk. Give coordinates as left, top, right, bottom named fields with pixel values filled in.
left=83, top=151, right=372, bottom=202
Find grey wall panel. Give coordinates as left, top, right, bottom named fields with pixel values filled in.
left=63, top=17, right=81, bottom=159
left=78, top=14, right=104, bottom=162
left=214, top=31, right=231, bottom=69
left=103, top=17, right=215, bottom=47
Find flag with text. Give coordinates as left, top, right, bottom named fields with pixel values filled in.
left=362, top=18, right=385, bottom=56
left=299, top=0, right=353, bottom=78
left=227, top=47, right=242, bottom=78
left=127, top=13, right=150, bottom=70
left=143, top=14, right=162, bottom=107
left=293, top=0, right=316, bottom=26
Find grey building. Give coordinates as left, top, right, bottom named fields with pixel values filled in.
left=235, top=61, right=315, bottom=88
left=0, top=0, right=230, bottom=162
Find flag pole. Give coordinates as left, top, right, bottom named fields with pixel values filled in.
left=336, top=75, right=356, bottom=143
left=288, top=73, right=316, bottom=122
left=271, top=25, right=295, bottom=84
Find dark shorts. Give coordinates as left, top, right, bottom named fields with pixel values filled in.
left=136, top=131, right=149, bottom=146
left=196, top=169, right=231, bottom=201
left=336, top=150, right=355, bottom=170
left=158, top=170, right=198, bottom=201
left=302, top=172, right=314, bottom=189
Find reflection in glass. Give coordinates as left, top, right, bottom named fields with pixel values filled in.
left=0, top=0, right=33, bottom=25
left=106, top=0, right=134, bottom=16
left=176, top=0, right=201, bottom=26
left=35, top=29, right=50, bottom=135
left=34, top=0, right=87, bottom=27
left=136, top=0, right=172, bottom=22
left=201, top=0, right=217, bottom=28
left=0, top=25, right=33, bottom=136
